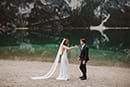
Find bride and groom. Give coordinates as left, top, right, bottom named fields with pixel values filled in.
left=32, top=38, right=89, bottom=80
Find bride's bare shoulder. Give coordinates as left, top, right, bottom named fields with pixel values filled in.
left=62, top=45, right=68, bottom=49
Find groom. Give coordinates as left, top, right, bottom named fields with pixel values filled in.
left=78, top=38, right=89, bottom=80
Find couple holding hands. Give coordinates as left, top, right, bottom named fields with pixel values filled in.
left=32, top=38, right=89, bottom=81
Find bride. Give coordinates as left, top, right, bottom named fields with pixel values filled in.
left=32, top=38, right=78, bottom=80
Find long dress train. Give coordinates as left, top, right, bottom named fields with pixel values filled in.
left=31, top=39, right=69, bottom=80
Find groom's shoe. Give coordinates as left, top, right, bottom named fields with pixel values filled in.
left=79, top=76, right=83, bottom=79
left=81, top=77, right=87, bottom=80
left=80, top=77, right=87, bottom=80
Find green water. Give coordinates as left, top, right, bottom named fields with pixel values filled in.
left=0, top=44, right=129, bottom=67
left=0, top=28, right=130, bottom=66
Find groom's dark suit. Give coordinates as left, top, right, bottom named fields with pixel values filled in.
left=79, top=44, right=89, bottom=79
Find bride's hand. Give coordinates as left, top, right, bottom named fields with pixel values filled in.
left=74, top=45, right=78, bottom=48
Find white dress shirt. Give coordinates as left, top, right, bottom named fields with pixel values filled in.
left=81, top=44, right=85, bottom=50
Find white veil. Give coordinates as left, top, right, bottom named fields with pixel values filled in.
left=31, top=39, right=66, bottom=80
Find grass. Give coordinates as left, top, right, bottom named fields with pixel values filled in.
left=0, top=43, right=130, bottom=67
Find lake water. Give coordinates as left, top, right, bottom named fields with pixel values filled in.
left=0, top=28, right=129, bottom=51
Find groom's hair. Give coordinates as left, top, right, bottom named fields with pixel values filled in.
left=80, top=38, right=86, bottom=43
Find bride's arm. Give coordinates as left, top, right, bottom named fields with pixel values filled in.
left=63, top=45, right=78, bottom=50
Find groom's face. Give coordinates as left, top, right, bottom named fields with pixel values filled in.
left=80, top=40, right=84, bottom=45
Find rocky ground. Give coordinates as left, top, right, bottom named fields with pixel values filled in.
left=0, top=60, right=130, bottom=87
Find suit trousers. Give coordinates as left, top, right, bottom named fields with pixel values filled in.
left=79, top=60, right=87, bottom=78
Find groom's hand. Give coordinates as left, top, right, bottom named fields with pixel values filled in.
left=74, top=45, right=79, bottom=48
left=82, top=60, right=86, bottom=64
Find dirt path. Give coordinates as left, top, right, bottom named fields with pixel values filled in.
left=0, top=60, right=130, bottom=87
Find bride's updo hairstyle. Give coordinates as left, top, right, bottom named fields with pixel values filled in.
left=63, top=39, right=69, bottom=46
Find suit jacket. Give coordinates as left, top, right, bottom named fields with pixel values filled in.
left=80, top=44, right=89, bottom=61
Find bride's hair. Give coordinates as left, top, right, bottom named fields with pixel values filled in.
left=63, top=39, right=69, bottom=46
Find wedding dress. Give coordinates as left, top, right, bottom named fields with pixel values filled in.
left=31, top=39, right=69, bottom=80
left=56, top=49, right=69, bottom=80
